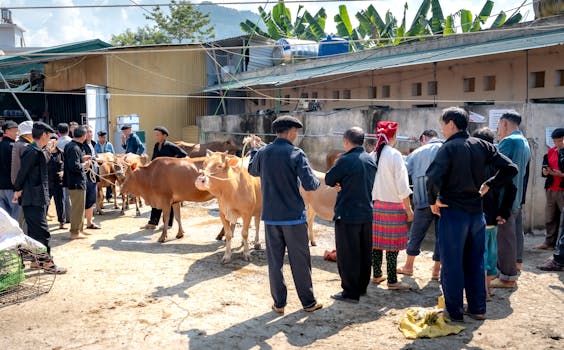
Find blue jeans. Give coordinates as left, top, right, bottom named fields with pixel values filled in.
left=484, top=226, right=498, bottom=276
left=0, top=189, right=19, bottom=220
left=406, top=207, right=440, bottom=261
left=553, top=212, right=564, bottom=266
left=438, top=208, right=486, bottom=320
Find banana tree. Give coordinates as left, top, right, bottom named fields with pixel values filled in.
left=334, top=4, right=364, bottom=51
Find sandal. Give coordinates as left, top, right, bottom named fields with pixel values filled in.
left=464, top=307, right=486, bottom=320
left=490, top=278, right=516, bottom=288
left=86, top=223, right=101, bottom=229
left=537, top=259, right=564, bottom=271
left=372, top=276, right=387, bottom=284
left=396, top=267, right=413, bottom=276
left=33, top=259, right=67, bottom=274
left=271, top=304, right=284, bottom=314
left=387, top=282, right=411, bottom=290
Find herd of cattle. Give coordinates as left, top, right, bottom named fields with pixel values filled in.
left=92, top=139, right=338, bottom=263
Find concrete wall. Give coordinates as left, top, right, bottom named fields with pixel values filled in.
left=198, top=103, right=564, bottom=231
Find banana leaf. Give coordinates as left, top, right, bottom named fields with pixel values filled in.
left=460, top=9, right=473, bottom=32
left=444, top=15, right=455, bottom=35
left=491, top=10, right=507, bottom=28
left=430, top=0, right=445, bottom=33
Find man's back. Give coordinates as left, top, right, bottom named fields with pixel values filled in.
left=498, top=131, right=530, bottom=210
left=0, top=137, right=14, bottom=189
left=406, top=140, right=442, bottom=209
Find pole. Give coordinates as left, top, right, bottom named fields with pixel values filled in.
left=0, top=71, right=32, bottom=120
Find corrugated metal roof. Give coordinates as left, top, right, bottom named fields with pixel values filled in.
left=203, top=28, right=564, bottom=92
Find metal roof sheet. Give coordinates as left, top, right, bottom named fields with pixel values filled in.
left=203, top=28, right=564, bottom=92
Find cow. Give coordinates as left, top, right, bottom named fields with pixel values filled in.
left=195, top=151, right=261, bottom=263
left=120, top=157, right=215, bottom=243
left=95, top=152, right=120, bottom=215
left=325, top=149, right=344, bottom=171
left=300, top=169, right=338, bottom=246
left=114, top=153, right=149, bottom=216
left=175, top=139, right=241, bottom=158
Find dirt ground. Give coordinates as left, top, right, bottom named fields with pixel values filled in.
left=1, top=200, right=563, bottom=350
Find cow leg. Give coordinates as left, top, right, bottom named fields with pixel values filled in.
left=173, top=203, right=184, bottom=239
left=96, top=187, right=104, bottom=215
left=158, top=206, right=170, bottom=243
left=120, top=193, right=127, bottom=215
left=135, top=196, right=141, bottom=216
left=220, top=213, right=233, bottom=264
left=306, top=203, right=317, bottom=246
left=241, top=216, right=251, bottom=261
left=215, top=223, right=235, bottom=241
left=112, top=185, right=119, bottom=209
left=253, top=215, right=261, bottom=250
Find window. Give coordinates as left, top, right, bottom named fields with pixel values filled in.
left=556, top=70, right=564, bottom=86
left=382, top=85, right=390, bottom=98
left=311, top=91, right=318, bottom=99
left=343, top=89, right=351, bottom=99
left=411, top=82, right=422, bottom=96
left=332, top=90, right=340, bottom=100
left=530, top=71, right=545, bottom=88
left=427, top=81, right=437, bottom=95
left=260, top=98, right=266, bottom=106
left=300, top=92, right=309, bottom=99
left=463, top=77, right=475, bottom=92
left=369, top=86, right=377, bottom=99
left=483, top=75, right=496, bottom=91
left=284, top=94, right=290, bottom=105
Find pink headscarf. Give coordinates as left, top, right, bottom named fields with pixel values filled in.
left=374, top=121, right=399, bottom=151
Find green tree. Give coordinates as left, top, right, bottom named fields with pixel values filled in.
left=146, top=0, right=215, bottom=43
left=110, top=26, right=170, bottom=46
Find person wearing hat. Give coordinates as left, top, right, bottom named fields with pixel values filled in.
left=141, top=126, right=187, bottom=230
left=11, top=120, right=34, bottom=231
left=121, top=124, right=145, bottom=155
left=0, top=120, right=20, bottom=219
left=95, top=130, right=115, bottom=154
left=369, top=121, right=414, bottom=291
left=536, top=128, right=564, bottom=252
left=13, top=122, right=67, bottom=274
left=426, top=107, right=517, bottom=321
left=248, top=115, right=323, bottom=313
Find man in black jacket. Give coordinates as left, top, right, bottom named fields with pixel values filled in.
left=13, top=122, right=67, bottom=274
left=0, top=120, right=19, bottom=219
left=141, top=126, right=187, bottom=230
left=325, top=127, right=376, bottom=303
left=63, top=125, right=90, bottom=239
left=426, top=107, right=517, bottom=321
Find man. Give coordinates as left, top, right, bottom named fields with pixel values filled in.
left=121, top=124, right=145, bottom=155
left=57, top=122, right=72, bottom=225
left=11, top=121, right=33, bottom=231
left=248, top=115, right=323, bottom=314
left=68, top=121, right=78, bottom=138
left=397, top=129, right=442, bottom=279
left=63, top=125, right=91, bottom=239
left=537, top=128, right=564, bottom=250
left=141, top=126, right=187, bottom=230
left=47, top=135, right=66, bottom=230
left=83, top=125, right=100, bottom=230
left=13, top=122, right=67, bottom=274
left=95, top=130, right=115, bottom=154
left=493, top=111, right=531, bottom=288
left=325, top=127, right=376, bottom=303
left=427, top=107, right=517, bottom=321
left=0, top=121, right=19, bottom=219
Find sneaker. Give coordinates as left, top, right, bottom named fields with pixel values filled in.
left=330, top=291, right=359, bottom=304
left=303, top=302, right=323, bottom=312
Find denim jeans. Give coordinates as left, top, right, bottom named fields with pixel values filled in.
left=406, top=207, right=440, bottom=261
left=438, top=207, right=486, bottom=320
left=553, top=212, right=564, bottom=266
left=0, top=189, right=19, bottom=220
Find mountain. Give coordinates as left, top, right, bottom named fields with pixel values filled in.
left=195, top=2, right=263, bottom=40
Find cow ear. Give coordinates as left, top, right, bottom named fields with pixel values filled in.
left=206, top=149, right=214, bottom=157
left=227, top=156, right=239, bottom=168
left=131, top=163, right=137, bottom=170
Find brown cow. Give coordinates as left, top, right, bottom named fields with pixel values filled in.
left=95, top=152, right=120, bottom=215
left=325, top=149, right=344, bottom=171
left=195, top=151, right=261, bottom=263
left=300, top=169, right=338, bottom=246
left=120, top=157, right=215, bottom=242
left=114, top=153, right=149, bottom=216
left=175, top=139, right=241, bottom=158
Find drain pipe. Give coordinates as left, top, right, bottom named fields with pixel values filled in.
left=0, top=71, right=32, bottom=120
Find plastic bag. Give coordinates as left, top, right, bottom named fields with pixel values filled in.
left=399, top=307, right=465, bottom=339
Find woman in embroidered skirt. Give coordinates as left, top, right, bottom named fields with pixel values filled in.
left=371, top=121, right=414, bottom=290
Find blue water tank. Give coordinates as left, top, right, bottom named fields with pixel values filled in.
left=318, top=35, right=349, bottom=57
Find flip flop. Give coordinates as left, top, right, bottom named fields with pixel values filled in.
left=396, top=267, right=413, bottom=276
left=372, top=276, right=387, bottom=284
left=490, top=278, right=516, bottom=289
left=464, top=307, right=486, bottom=320
left=271, top=304, right=284, bottom=314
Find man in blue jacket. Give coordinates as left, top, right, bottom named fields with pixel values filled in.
left=248, top=115, right=322, bottom=314
left=325, top=127, right=376, bottom=303
left=121, top=124, right=145, bottom=155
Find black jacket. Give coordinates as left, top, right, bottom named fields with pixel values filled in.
left=152, top=140, right=187, bottom=160
left=0, top=136, right=15, bottom=190
left=482, top=161, right=517, bottom=225
left=47, top=149, right=64, bottom=186
left=63, top=140, right=87, bottom=190
left=325, top=147, right=376, bottom=224
left=542, top=148, right=564, bottom=189
left=13, top=142, right=49, bottom=207
left=426, top=131, right=518, bottom=214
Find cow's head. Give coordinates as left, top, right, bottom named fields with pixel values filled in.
left=195, top=151, right=239, bottom=191
left=119, top=162, right=138, bottom=195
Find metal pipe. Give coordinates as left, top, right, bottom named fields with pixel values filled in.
left=0, top=71, right=32, bottom=120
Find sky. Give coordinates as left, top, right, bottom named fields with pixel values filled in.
left=1, top=0, right=535, bottom=47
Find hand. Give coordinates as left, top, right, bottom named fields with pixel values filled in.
left=12, top=191, right=22, bottom=203
left=496, top=216, right=507, bottom=225
left=334, top=183, right=342, bottom=192
left=479, top=183, right=490, bottom=197
left=121, top=134, right=126, bottom=142
left=84, top=161, right=90, bottom=169
left=430, top=198, right=448, bottom=216
left=542, top=167, right=549, bottom=176
left=405, top=207, right=414, bottom=222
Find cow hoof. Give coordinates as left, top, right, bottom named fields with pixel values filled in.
left=120, top=211, right=125, bottom=216
left=136, top=211, right=141, bottom=217
left=114, top=205, right=119, bottom=209
left=254, top=243, right=261, bottom=250
left=215, top=233, right=224, bottom=241
left=176, top=232, right=184, bottom=239
left=158, top=238, right=166, bottom=243
left=221, top=256, right=231, bottom=264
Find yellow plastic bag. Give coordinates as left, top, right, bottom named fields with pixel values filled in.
left=399, top=307, right=465, bottom=339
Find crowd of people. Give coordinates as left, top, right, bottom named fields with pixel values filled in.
left=1, top=108, right=562, bottom=322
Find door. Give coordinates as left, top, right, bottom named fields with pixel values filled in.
left=85, top=84, right=108, bottom=137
